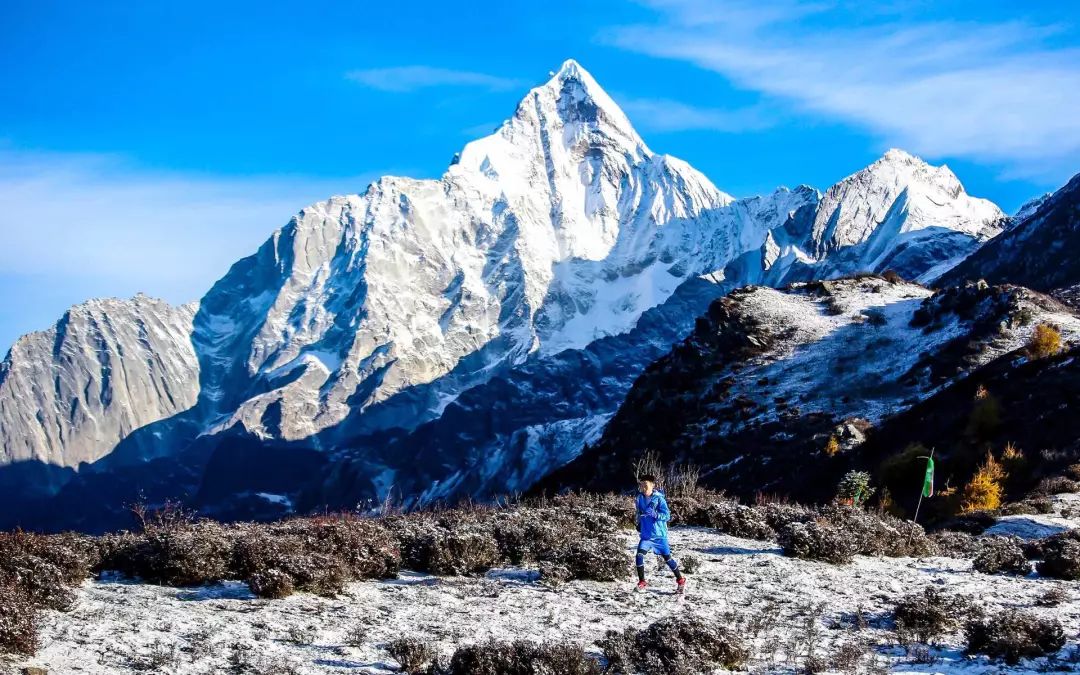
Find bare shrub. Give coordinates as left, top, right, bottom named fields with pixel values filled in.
left=972, top=536, right=1031, bottom=576
left=757, top=501, right=816, bottom=533
left=248, top=568, right=294, bottom=599
left=537, top=561, right=572, bottom=587
left=680, top=554, right=702, bottom=574
left=778, top=521, right=857, bottom=564
left=441, top=640, right=600, bottom=675
left=0, top=584, right=37, bottom=656
left=965, top=610, right=1066, bottom=664
left=820, top=504, right=932, bottom=557
left=698, top=501, right=776, bottom=541
left=929, top=530, right=978, bottom=558
left=1037, top=586, right=1068, bottom=607
left=286, top=624, right=317, bottom=645
left=599, top=616, right=748, bottom=674
left=424, top=530, right=500, bottom=577
left=388, top=637, right=436, bottom=674
left=100, top=521, right=233, bottom=586
left=894, top=588, right=980, bottom=644
left=0, top=531, right=95, bottom=585
left=556, top=538, right=630, bottom=582
left=0, top=554, right=77, bottom=612
left=1033, top=476, right=1080, bottom=495
left=829, top=639, right=870, bottom=672
left=1036, top=533, right=1080, bottom=580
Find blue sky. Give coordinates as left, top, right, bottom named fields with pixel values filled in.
left=1, top=0, right=1078, bottom=351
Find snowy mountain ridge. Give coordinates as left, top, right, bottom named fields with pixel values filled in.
left=0, top=60, right=1020, bottom=527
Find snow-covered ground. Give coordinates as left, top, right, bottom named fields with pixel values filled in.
left=12, top=526, right=1079, bottom=674
left=987, top=493, right=1080, bottom=540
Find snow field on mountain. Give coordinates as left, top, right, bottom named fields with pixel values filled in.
left=716, top=278, right=1080, bottom=434
left=15, top=524, right=1080, bottom=674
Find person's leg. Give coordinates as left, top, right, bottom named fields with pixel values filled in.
left=635, top=547, right=648, bottom=582
left=661, top=553, right=683, bottom=581
left=655, top=539, right=683, bottom=581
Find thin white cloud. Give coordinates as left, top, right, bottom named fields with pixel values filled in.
left=606, top=0, right=1080, bottom=179
left=346, top=66, right=522, bottom=93
left=0, top=148, right=381, bottom=345
left=619, top=96, right=775, bottom=133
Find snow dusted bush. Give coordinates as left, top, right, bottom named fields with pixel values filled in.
left=557, top=538, right=631, bottom=582
left=97, top=515, right=399, bottom=596
left=894, top=587, right=980, bottom=644
left=425, top=529, right=501, bottom=576
left=680, top=554, right=702, bottom=574
left=1034, top=475, right=1080, bottom=495
left=778, top=521, right=857, bottom=564
left=972, top=536, right=1031, bottom=576
left=0, top=531, right=95, bottom=585
left=537, top=561, right=572, bottom=586
left=441, top=639, right=600, bottom=675
left=599, top=616, right=748, bottom=675
left=698, top=500, right=776, bottom=541
left=1037, top=586, right=1068, bottom=607
left=551, top=492, right=636, bottom=528
left=1036, top=532, right=1080, bottom=580
left=0, top=584, right=38, bottom=656
left=757, top=501, right=816, bottom=533
left=0, top=531, right=97, bottom=656
left=387, top=514, right=500, bottom=576
left=492, top=507, right=587, bottom=564
left=819, top=504, right=932, bottom=557
left=929, top=530, right=978, bottom=558
left=965, top=610, right=1066, bottom=664
left=247, top=568, right=295, bottom=599
left=387, top=637, right=437, bottom=674
left=0, top=554, right=76, bottom=612
left=98, top=521, right=233, bottom=586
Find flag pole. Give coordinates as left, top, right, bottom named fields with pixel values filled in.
left=913, top=447, right=935, bottom=525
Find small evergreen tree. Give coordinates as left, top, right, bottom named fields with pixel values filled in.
left=837, top=471, right=876, bottom=507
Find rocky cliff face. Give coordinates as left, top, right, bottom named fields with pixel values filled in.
left=0, top=295, right=198, bottom=475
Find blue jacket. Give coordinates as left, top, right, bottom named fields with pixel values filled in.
left=636, top=489, right=671, bottom=541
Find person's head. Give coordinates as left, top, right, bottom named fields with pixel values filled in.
left=638, top=474, right=656, bottom=495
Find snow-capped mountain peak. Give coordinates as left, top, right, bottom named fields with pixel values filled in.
left=0, top=61, right=1029, bottom=530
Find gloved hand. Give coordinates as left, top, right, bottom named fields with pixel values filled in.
left=644, top=507, right=658, bottom=518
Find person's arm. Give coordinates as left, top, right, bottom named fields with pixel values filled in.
left=655, top=494, right=671, bottom=522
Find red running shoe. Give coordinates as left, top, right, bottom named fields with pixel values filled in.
left=635, top=580, right=648, bottom=592
left=676, top=577, right=687, bottom=594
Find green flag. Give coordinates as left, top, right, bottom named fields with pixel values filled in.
left=922, top=457, right=935, bottom=498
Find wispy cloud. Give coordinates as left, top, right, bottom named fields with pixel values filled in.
left=619, top=97, right=776, bottom=133
left=605, top=0, right=1080, bottom=179
left=346, top=66, right=522, bottom=93
left=0, top=148, right=381, bottom=348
